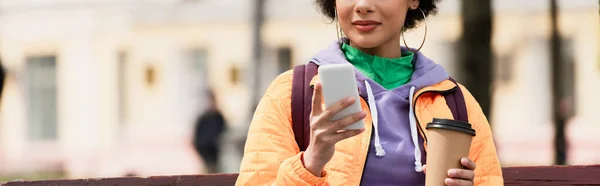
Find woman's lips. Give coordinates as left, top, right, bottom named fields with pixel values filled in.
left=355, top=24, right=378, bottom=32
left=352, top=20, right=381, bottom=32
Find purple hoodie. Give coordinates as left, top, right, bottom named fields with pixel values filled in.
left=311, top=41, right=450, bottom=185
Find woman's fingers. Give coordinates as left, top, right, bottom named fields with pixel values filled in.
left=461, top=158, right=476, bottom=170
left=448, top=169, right=475, bottom=181
left=444, top=178, right=473, bottom=186
left=309, top=83, right=363, bottom=143
left=321, top=96, right=356, bottom=120
left=446, top=158, right=476, bottom=186
left=331, top=111, right=366, bottom=131
left=311, top=83, right=356, bottom=122
left=330, top=128, right=365, bottom=142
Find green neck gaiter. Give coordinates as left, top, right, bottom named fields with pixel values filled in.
left=341, top=43, right=414, bottom=90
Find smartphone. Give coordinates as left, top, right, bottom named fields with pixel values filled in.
left=318, top=63, right=365, bottom=130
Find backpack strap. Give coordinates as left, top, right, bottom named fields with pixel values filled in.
left=443, top=78, right=469, bottom=122
left=291, top=62, right=318, bottom=151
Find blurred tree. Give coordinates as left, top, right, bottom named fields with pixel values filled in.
left=550, top=0, right=567, bottom=165
left=459, top=0, right=494, bottom=120
left=251, top=0, right=266, bottom=113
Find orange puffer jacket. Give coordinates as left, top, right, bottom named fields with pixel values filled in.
left=236, top=70, right=503, bottom=185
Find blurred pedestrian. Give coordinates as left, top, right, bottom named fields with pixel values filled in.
left=0, top=62, right=5, bottom=101
left=193, top=89, right=227, bottom=174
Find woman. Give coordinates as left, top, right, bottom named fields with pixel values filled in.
left=236, top=0, right=503, bottom=185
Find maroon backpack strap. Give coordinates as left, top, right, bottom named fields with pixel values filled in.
left=291, top=62, right=318, bottom=151
left=443, top=78, right=469, bottom=123
left=291, top=65, right=306, bottom=151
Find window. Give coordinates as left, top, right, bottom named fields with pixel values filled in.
left=184, top=48, right=208, bottom=105
left=497, top=53, right=514, bottom=84
left=184, top=48, right=209, bottom=122
left=118, top=52, right=128, bottom=126
left=188, top=48, right=208, bottom=79
left=27, top=56, right=57, bottom=141
left=277, top=47, right=292, bottom=73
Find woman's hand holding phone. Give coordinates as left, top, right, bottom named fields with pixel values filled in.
left=302, top=83, right=366, bottom=177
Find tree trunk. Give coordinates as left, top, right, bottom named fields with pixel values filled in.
left=550, top=0, right=567, bottom=165
left=251, top=0, right=265, bottom=112
left=459, top=0, right=494, bottom=120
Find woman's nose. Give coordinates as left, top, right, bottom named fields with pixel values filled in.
left=355, top=0, right=375, bottom=14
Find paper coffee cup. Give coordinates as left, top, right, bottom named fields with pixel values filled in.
left=425, top=118, right=476, bottom=186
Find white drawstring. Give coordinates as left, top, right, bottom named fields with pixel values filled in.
left=409, top=86, right=423, bottom=172
left=365, top=81, right=385, bottom=157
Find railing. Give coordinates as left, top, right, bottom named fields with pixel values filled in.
left=2, top=165, right=599, bottom=186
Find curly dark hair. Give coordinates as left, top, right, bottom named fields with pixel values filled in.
left=314, top=0, right=442, bottom=30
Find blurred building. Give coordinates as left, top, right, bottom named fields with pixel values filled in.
left=0, top=0, right=599, bottom=178
left=0, top=0, right=236, bottom=178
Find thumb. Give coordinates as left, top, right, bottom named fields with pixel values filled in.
left=422, top=164, right=427, bottom=174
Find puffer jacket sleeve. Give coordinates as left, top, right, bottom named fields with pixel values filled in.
left=236, top=70, right=329, bottom=186
left=459, top=85, right=504, bottom=186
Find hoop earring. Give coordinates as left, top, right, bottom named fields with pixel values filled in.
left=335, top=10, right=342, bottom=42
left=402, top=7, right=427, bottom=53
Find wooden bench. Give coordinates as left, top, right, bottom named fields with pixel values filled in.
left=3, top=165, right=599, bottom=186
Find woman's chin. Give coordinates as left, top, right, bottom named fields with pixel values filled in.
left=346, top=35, right=385, bottom=49
left=348, top=40, right=380, bottom=49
